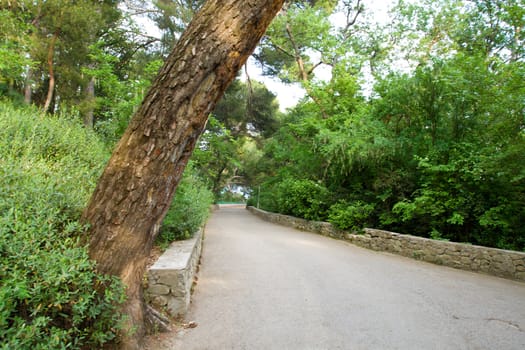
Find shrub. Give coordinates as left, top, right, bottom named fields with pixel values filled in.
left=156, top=163, right=214, bottom=248
left=328, top=200, right=375, bottom=231
left=247, top=180, right=280, bottom=213
left=275, top=178, right=331, bottom=221
left=0, top=102, right=125, bottom=349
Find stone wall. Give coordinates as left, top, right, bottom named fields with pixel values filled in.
left=247, top=206, right=525, bottom=282
left=146, top=228, right=203, bottom=317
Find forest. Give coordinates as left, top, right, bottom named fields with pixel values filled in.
left=1, top=0, right=524, bottom=348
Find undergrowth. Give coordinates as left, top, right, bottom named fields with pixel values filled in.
left=156, top=163, right=214, bottom=250
left=0, top=102, right=125, bottom=349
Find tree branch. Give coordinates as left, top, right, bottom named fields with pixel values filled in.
left=342, top=0, right=363, bottom=40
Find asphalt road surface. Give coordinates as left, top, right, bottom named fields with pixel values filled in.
left=149, top=205, right=525, bottom=350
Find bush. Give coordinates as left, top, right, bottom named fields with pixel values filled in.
left=156, top=163, right=214, bottom=248
left=275, top=178, right=331, bottom=221
left=247, top=180, right=280, bottom=213
left=0, top=102, right=125, bottom=349
left=328, top=200, right=375, bottom=231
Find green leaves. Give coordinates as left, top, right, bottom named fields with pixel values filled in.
left=0, top=103, right=125, bottom=349
left=328, top=200, right=375, bottom=231
left=0, top=10, right=34, bottom=87
left=253, top=0, right=525, bottom=251
left=156, top=163, right=214, bottom=247
left=275, top=178, right=331, bottom=221
left=1, top=0, right=122, bottom=110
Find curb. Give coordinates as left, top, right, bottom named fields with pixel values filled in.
left=146, top=228, right=203, bottom=317
left=247, top=206, right=525, bottom=282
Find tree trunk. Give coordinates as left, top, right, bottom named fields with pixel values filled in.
left=83, top=76, right=95, bottom=128
left=285, top=22, right=329, bottom=118
left=80, top=1, right=284, bottom=349
left=43, top=30, right=59, bottom=113
left=24, top=67, right=32, bottom=105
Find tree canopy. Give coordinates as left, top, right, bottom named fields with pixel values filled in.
left=250, top=0, right=525, bottom=250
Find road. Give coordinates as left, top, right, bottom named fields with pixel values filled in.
left=148, top=205, right=525, bottom=350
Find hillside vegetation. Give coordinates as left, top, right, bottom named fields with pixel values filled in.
left=0, top=102, right=213, bottom=348
left=0, top=102, right=125, bottom=348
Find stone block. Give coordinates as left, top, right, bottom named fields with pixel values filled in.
left=150, top=295, right=168, bottom=307
left=167, top=296, right=188, bottom=317
left=515, top=271, right=525, bottom=280
left=146, top=229, right=203, bottom=318
left=390, top=240, right=403, bottom=253
left=148, top=284, right=170, bottom=295
left=511, top=254, right=525, bottom=261
left=460, top=256, right=473, bottom=266
left=412, top=250, right=425, bottom=260
left=470, top=259, right=481, bottom=270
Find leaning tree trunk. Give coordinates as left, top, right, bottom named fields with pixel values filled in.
left=80, top=1, right=284, bottom=349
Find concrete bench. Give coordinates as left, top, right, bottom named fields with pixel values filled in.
left=146, top=229, right=203, bottom=317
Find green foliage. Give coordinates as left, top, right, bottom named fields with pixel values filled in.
left=252, top=0, right=525, bottom=252
left=0, top=102, right=125, bottom=349
left=217, top=191, right=246, bottom=204
left=192, top=116, right=241, bottom=201
left=0, top=10, right=34, bottom=87
left=391, top=144, right=524, bottom=249
left=156, top=164, right=214, bottom=248
left=211, top=79, right=280, bottom=138
left=259, top=3, right=333, bottom=81
left=88, top=47, right=163, bottom=144
left=1, top=0, right=122, bottom=111
left=192, top=80, right=280, bottom=202
left=275, top=178, right=331, bottom=221
left=328, top=201, right=375, bottom=231
left=147, top=0, right=205, bottom=54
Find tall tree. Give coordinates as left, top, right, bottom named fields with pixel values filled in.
left=212, top=79, right=279, bottom=138
left=193, top=116, right=241, bottom=200
left=0, top=0, right=121, bottom=111
left=254, top=0, right=378, bottom=118
left=80, top=0, right=285, bottom=348
left=0, top=8, right=33, bottom=100
left=149, top=0, right=206, bottom=53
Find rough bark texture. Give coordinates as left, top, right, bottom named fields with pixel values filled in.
left=81, top=1, right=284, bottom=349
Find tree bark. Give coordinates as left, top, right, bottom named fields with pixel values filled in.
left=43, top=30, right=59, bottom=113
left=83, top=76, right=95, bottom=128
left=80, top=1, right=284, bottom=349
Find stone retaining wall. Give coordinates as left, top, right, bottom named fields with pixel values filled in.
left=247, top=206, right=525, bottom=282
left=146, top=228, right=203, bottom=317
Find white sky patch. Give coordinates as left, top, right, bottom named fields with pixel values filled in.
left=260, top=77, right=305, bottom=112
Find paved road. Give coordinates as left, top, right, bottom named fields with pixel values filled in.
left=151, top=205, right=525, bottom=349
